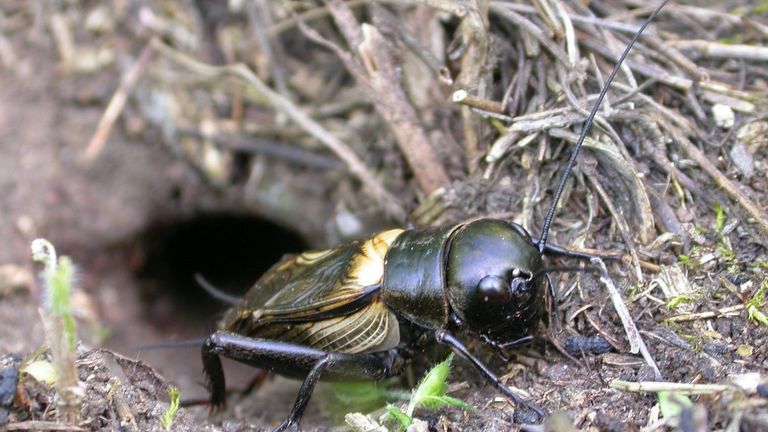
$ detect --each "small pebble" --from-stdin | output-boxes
[757,383,768,399]
[637,364,658,382]
[514,407,542,425]
[0,364,20,406]
[406,418,429,432]
[712,104,735,129]
[729,142,754,178]
[564,335,613,356]
[0,355,20,427]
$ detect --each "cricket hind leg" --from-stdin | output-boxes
[202,331,406,431]
[201,336,227,411]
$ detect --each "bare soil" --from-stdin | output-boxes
[1,1,767,432]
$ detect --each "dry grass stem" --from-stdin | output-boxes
[666,304,746,323]
[83,41,156,161]
[452,89,504,114]
[592,258,662,380]
[610,380,730,394]
[454,0,492,171]
[586,174,643,282]
[4,421,85,431]
[669,40,768,62]
[313,0,450,195]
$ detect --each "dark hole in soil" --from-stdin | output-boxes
[135,213,308,326]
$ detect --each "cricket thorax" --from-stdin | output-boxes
[381,225,460,329]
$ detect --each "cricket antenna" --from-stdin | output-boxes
[195,272,241,305]
[537,0,669,253]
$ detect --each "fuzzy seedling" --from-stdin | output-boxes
[31,239,81,424]
[160,387,181,431]
[386,354,472,431]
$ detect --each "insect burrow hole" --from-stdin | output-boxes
[132,212,309,327]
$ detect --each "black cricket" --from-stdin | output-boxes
[201,2,668,431]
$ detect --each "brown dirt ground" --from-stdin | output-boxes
[1,1,767,432]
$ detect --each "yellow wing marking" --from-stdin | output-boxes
[296,249,335,265]
[349,229,403,287]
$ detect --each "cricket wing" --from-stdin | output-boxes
[223,229,403,334]
[256,299,401,354]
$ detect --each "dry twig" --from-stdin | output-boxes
[669,40,768,62]
[5,421,84,431]
[666,304,746,323]
[83,40,156,161]
[611,380,730,394]
[592,258,662,380]
[303,0,450,196]
[452,0,492,172]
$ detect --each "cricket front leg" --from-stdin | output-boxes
[435,329,545,419]
[274,354,336,432]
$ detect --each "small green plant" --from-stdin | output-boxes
[31,239,81,424]
[681,333,704,353]
[755,1,768,14]
[666,294,696,310]
[160,387,181,430]
[713,203,727,233]
[325,381,408,424]
[676,246,702,272]
[710,204,741,273]
[658,391,693,426]
[386,354,472,431]
[750,258,768,272]
[746,281,768,327]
